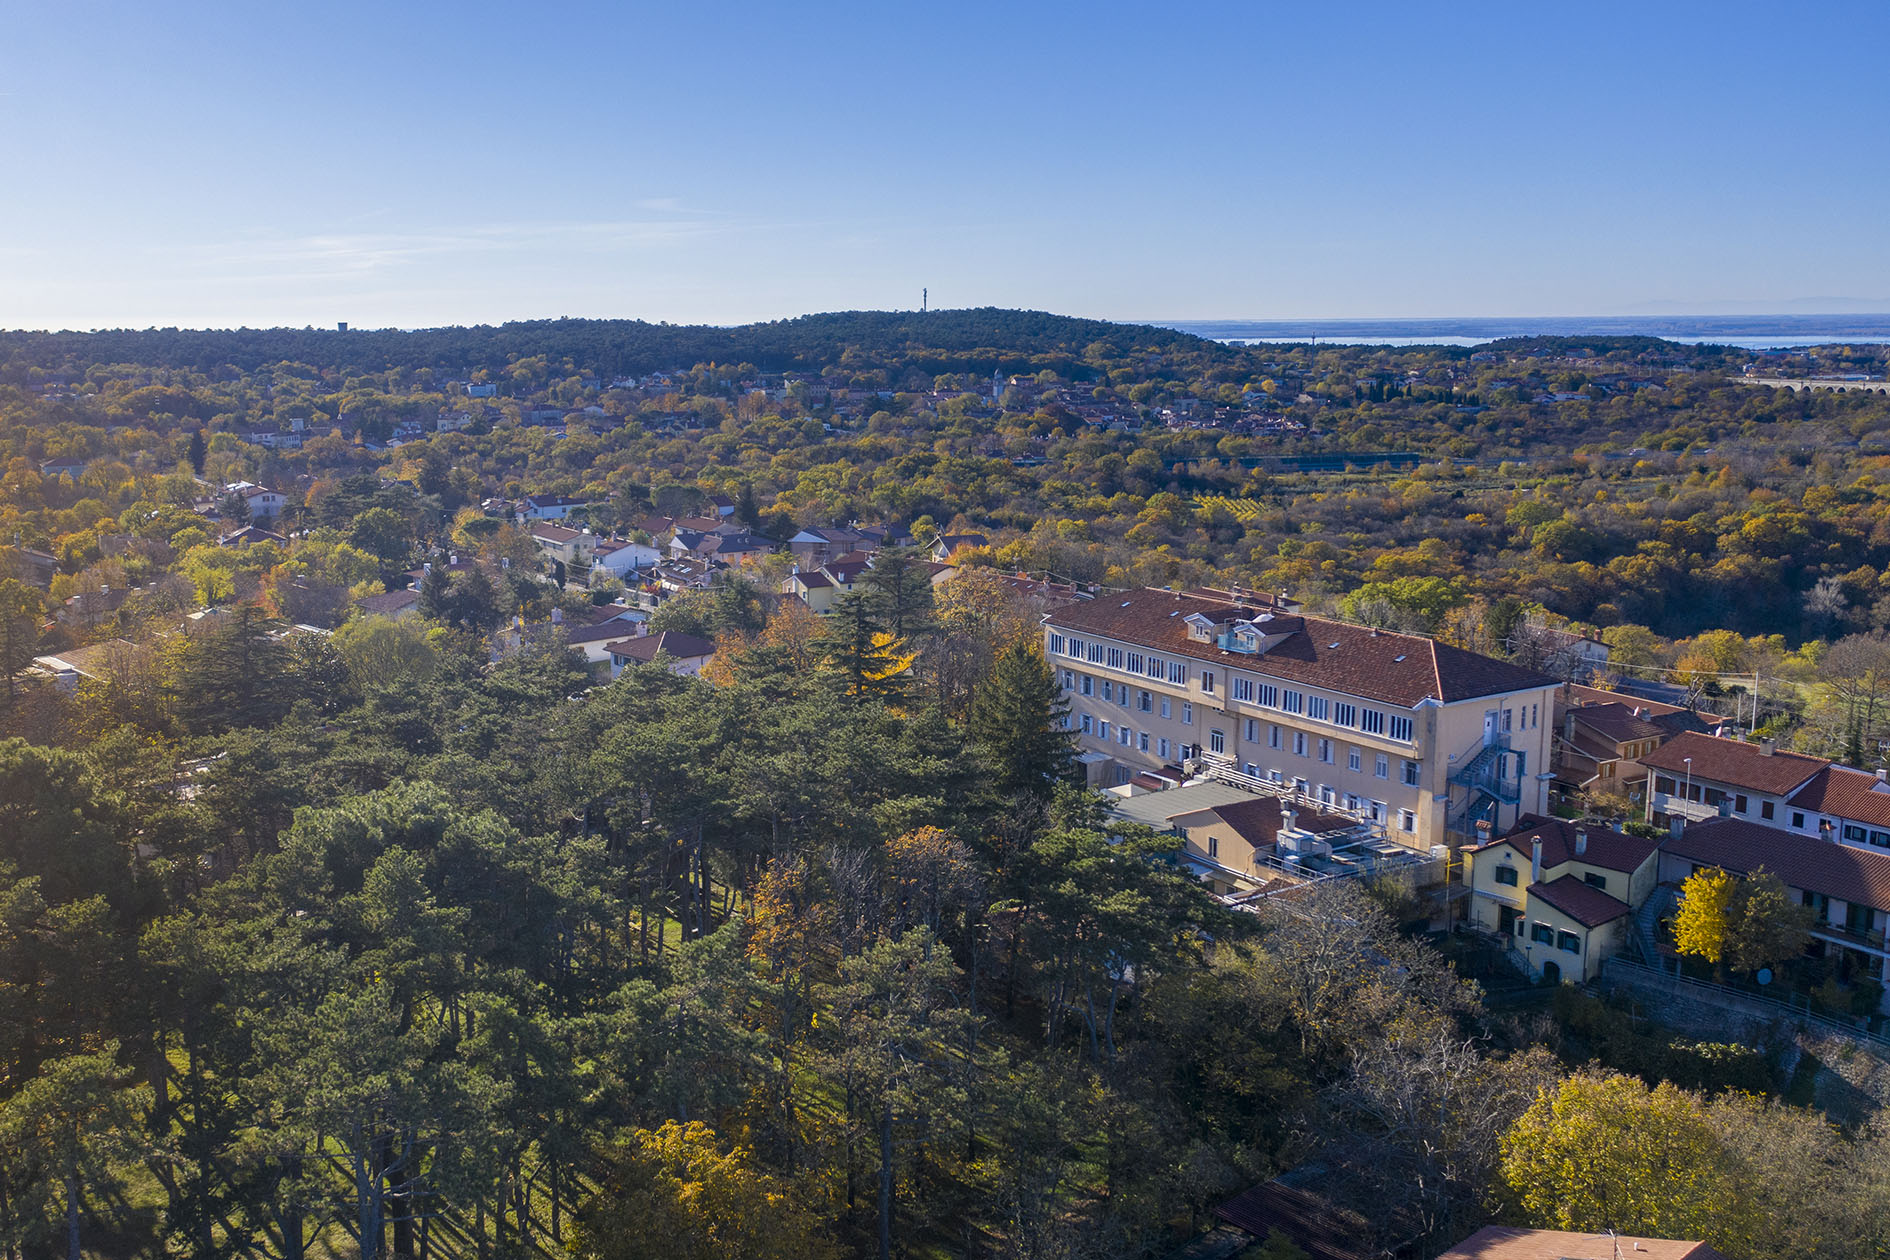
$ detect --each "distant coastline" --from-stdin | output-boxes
[1162,314,1890,350]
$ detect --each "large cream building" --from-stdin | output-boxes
[1044,587,1559,851]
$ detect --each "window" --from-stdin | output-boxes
[1208,835,1219,859]
[1558,931,1581,955]
[1168,661,1186,684]
[1232,677,1254,702]
[1119,725,1133,746]
[1360,709,1385,735]
[1495,865,1519,886]
[1735,794,1748,815]
[1087,643,1104,663]
[1531,923,1555,946]
[1182,702,1194,726]
[1146,655,1166,680]
[1293,777,1309,796]
[1160,697,1172,719]
[1761,800,1775,820]
[1106,647,1124,670]
[1269,724,1282,749]
[1201,670,1216,695]
[1257,683,1279,708]
[1318,738,1333,764]
[1375,753,1389,779]
[1101,680,1113,702]
[1370,800,1386,822]
[1245,718,1259,741]
[1048,633,1065,655]
[1531,703,1539,728]
[1293,731,1308,756]
[1402,760,1420,786]
[1080,714,1093,734]
[1398,809,1416,832]
[1081,675,1093,696]
[1139,732,1149,752]
[1844,823,1868,844]
[1791,811,1806,829]
[1502,708,1513,732]
[1139,690,1152,712]
[1098,721,1109,740]
[1067,637,1085,658]
[1158,738,1171,758]
[1210,728,1226,753]
[1584,873,1609,891]
[1334,702,1357,728]
[1119,687,1129,708]
[1389,714,1413,743]
[1871,830,1890,849]
[1062,670,1074,690]
[1348,747,1362,772]
[1127,651,1144,674]
[1282,690,1304,714]
[1307,696,1329,721]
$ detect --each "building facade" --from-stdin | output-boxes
[1044,588,1558,850]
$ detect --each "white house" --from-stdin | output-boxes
[589,536,662,580]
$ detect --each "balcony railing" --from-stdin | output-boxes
[1812,921,1890,953]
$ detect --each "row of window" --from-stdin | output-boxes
[1493,865,1610,894]
[1529,922,1582,954]
[1650,780,1890,850]
[1048,635,1416,742]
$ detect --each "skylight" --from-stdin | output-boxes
[1394,654,1406,662]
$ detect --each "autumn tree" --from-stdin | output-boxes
[575,1121,839,1260]
[1673,866,1812,978]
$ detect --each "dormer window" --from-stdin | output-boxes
[1183,612,1216,642]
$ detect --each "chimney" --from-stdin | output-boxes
[1575,830,1588,856]
[1760,739,1776,756]
[1530,837,1543,884]
[550,607,562,624]
[1877,769,1887,784]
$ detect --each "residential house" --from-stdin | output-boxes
[13,547,58,589]
[1551,700,1668,804]
[706,493,735,518]
[218,525,287,548]
[782,567,837,614]
[464,382,497,398]
[354,588,422,620]
[1638,731,1890,853]
[1465,815,1662,982]
[789,527,866,569]
[931,532,988,561]
[1660,816,1890,1009]
[1557,681,1732,739]
[60,585,130,628]
[588,536,662,581]
[230,483,287,521]
[40,456,87,479]
[1045,588,1559,849]
[1436,1227,1727,1260]
[31,640,136,691]
[529,523,595,569]
[604,630,715,679]
[517,494,590,521]
[1109,779,1363,895]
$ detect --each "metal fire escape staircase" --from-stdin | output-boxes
[1448,735,1522,838]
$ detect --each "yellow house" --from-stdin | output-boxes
[1465,815,1661,982]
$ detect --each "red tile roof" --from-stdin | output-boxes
[1664,817,1890,910]
[605,630,715,663]
[1045,589,1553,708]
[1528,873,1631,927]
[1568,701,1667,744]
[1436,1226,1724,1260]
[1171,797,1358,849]
[1477,814,1660,876]
[1639,731,1825,797]
[1787,765,1890,830]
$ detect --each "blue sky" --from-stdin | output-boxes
[2,1,1886,329]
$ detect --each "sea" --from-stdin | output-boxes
[1161,315,1890,351]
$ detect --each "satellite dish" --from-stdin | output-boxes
[1755,968,1773,986]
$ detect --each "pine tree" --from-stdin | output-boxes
[820,593,913,704]
[966,639,1071,799]
[861,547,936,643]
[186,428,207,475]
[735,483,761,531]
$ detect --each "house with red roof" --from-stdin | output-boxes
[1660,815,1890,1009]
[1642,730,1890,855]
[1466,815,1663,982]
